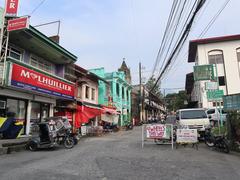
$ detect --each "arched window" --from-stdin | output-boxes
[236,48,240,62]
[208,50,224,64]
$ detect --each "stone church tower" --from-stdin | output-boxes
[118,58,132,84]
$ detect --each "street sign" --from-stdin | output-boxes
[5,0,19,17]
[176,129,198,143]
[7,16,29,31]
[223,94,240,110]
[207,90,224,101]
[194,65,214,81]
[205,82,218,90]
[146,124,171,139]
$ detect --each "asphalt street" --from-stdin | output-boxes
[0,126,240,180]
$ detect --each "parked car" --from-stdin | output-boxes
[176,108,211,137]
[206,108,227,126]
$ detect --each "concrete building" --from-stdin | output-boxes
[0,25,77,135]
[90,68,132,126]
[118,59,131,85]
[131,85,165,124]
[186,34,240,108]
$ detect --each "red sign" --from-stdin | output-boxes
[5,0,19,16]
[7,17,29,32]
[10,64,75,100]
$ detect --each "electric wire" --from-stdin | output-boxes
[161,0,231,82]
[157,0,188,77]
[158,0,196,77]
[151,0,179,78]
[29,0,46,16]
[150,0,207,93]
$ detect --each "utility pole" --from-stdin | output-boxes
[139,62,142,123]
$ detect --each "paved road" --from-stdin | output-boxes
[0,127,240,180]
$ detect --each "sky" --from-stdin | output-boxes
[1,0,240,93]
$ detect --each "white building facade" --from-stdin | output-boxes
[186,34,240,108]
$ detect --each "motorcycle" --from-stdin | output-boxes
[125,123,133,130]
[27,117,75,151]
[204,127,229,153]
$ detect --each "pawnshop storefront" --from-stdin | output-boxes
[0,62,75,135]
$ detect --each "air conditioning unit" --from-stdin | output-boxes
[0,100,6,109]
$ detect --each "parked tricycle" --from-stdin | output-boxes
[27,116,76,151]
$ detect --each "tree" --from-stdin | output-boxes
[145,76,163,99]
[165,90,187,111]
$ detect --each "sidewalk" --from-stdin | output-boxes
[0,137,29,155]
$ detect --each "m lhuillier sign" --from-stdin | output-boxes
[7,16,29,31]
[5,0,19,17]
[10,63,75,100]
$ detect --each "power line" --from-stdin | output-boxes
[158,0,193,77]
[161,0,231,82]
[30,0,46,16]
[151,0,198,83]
[150,0,206,93]
[199,0,231,38]
[150,0,179,78]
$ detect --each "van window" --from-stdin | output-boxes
[217,109,227,114]
[207,109,215,114]
[181,110,207,119]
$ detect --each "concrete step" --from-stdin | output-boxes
[0,137,30,155]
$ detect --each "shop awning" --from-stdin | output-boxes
[75,105,101,128]
[101,114,119,124]
[101,106,120,115]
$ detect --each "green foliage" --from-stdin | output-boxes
[145,77,163,99]
[165,90,187,111]
[212,126,227,136]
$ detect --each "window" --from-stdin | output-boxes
[7,46,23,61]
[30,102,50,123]
[208,50,224,64]
[237,48,240,62]
[218,76,225,86]
[127,91,129,101]
[6,99,27,135]
[207,109,215,115]
[122,87,125,99]
[30,55,53,74]
[213,102,216,107]
[180,110,207,119]
[30,102,41,123]
[7,99,26,121]
[77,86,82,98]
[85,86,90,99]
[116,83,120,96]
[91,88,96,101]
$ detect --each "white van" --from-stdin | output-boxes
[176,108,210,134]
[206,108,227,126]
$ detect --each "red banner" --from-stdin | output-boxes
[7,17,29,32]
[5,0,19,16]
[11,64,75,100]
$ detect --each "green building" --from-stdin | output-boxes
[90,67,132,126]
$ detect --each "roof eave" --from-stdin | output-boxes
[28,26,77,62]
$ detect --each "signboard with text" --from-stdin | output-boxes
[7,16,29,31]
[223,94,240,110]
[9,63,75,100]
[207,90,224,101]
[194,65,214,81]
[176,129,198,143]
[5,0,19,17]
[205,81,218,90]
[146,124,170,139]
